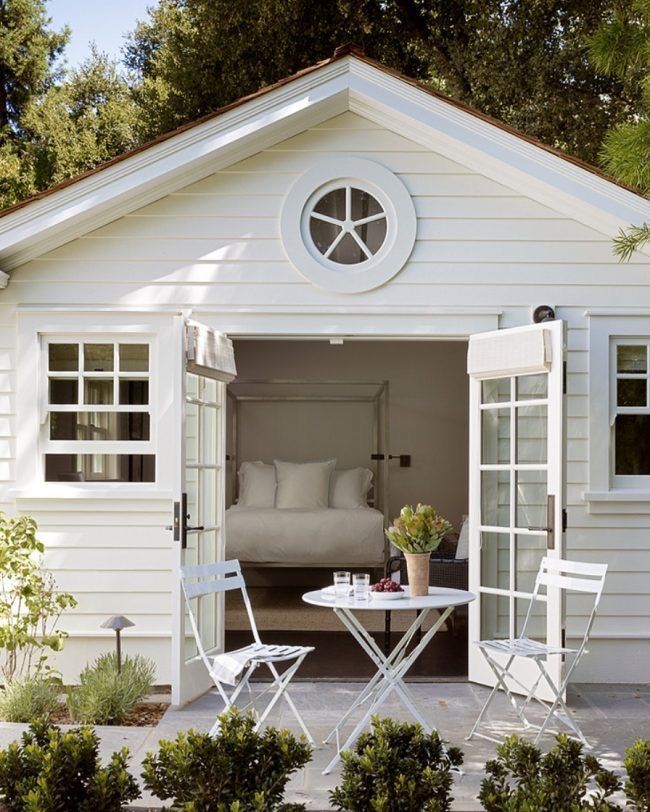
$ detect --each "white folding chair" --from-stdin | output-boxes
[467,556,607,748]
[180,560,314,743]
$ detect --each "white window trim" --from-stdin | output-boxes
[15,312,176,500]
[280,157,416,293]
[585,313,650,509]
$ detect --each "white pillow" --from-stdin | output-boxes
[274,459,335,509]
[456,515,469,559]
[237,461,276,508]
[329,467,373,509]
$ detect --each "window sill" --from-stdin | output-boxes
[10,486,173,502]
[583,490,650,514]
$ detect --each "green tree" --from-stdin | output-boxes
[0,49,141,208]
[0,0,68,134]
[20,48,141,189]
[589,0,650,260]
[126,0,637,165]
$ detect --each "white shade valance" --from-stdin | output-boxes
[185,322,237,382]
[467,327,552,380]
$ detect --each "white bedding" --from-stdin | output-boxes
[225,505,385,565]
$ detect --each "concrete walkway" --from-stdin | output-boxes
[0,682,647,810]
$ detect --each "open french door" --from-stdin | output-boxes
[170,318,236,706]
[468,320,565,701]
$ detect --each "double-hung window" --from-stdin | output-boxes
[612,339,650,486]
[44,339,155,482]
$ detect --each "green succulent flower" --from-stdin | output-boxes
[385,504,453,554]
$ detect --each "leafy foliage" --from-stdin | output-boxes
[386,504,453,554]
[0,0,68,133]
[125,0,636,164]
[0,675,60,722]
[589,0,650,258]
[479,733,623,811]
[624,739,650,811]
[68,652,155,725]
[141,707,312,811]
[0,719,140,811]
[330,716,463,811]
[0,513,76,683]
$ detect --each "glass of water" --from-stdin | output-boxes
[333,571,351,598]
[353,573,370,601]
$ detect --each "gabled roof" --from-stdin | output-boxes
[0,44,648,273]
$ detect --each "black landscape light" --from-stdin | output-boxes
[101,615,135,673]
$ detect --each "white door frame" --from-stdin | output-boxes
[468,320,565,700]
[171,316,230,706]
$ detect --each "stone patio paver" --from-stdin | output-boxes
[0,682,647,810]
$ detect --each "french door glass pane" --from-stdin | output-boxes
[516,404,547,464]
[481,408,509,465]
[481,593,509,640]
[516,373,547,399]
[480,532,509,591]
[481,470,510,527]
[514,533,546,593]
[515,470,547,528]
[482,378,510,403]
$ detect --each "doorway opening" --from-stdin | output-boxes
[223,338,469,679]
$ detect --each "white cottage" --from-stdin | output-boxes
[0,46,648,705]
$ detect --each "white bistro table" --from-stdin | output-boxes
[303,586,476,774]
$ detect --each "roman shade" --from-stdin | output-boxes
[185,321,237,382]
[467,327,552,380]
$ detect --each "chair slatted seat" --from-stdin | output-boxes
[467,556,607,748]
[180,560,314,741]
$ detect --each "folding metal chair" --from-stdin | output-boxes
[467,556,607,748]
[180,560,314,743]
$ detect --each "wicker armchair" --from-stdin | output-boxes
[383,535,468,653]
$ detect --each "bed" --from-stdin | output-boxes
[225,505,386,566]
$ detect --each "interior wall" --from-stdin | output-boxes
[228,340,468,529]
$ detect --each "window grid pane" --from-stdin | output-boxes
[613,340,650,477]
[45,340,153,483]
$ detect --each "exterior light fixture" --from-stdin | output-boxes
[101,615,135,673]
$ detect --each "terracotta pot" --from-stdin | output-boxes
[404,552,430,596]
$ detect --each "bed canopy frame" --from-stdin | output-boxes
[226,378,391,565]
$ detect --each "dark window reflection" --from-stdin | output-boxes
[615,415,650,475]
[45,454,155,482]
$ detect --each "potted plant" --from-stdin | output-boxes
[386,504,453,596]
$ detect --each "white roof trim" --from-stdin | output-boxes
[0,54,648,271]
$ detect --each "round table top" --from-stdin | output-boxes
[302,586,476,611]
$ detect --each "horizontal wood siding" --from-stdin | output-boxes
[3,111,650,682]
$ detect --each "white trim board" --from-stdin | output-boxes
[0,55,648,274]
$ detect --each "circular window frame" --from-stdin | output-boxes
[280,157,416,293]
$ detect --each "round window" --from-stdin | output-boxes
[280,158,416,293]
[308,187,387,265]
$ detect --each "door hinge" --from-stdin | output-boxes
[563,360,567,395]
[562,507,568,533]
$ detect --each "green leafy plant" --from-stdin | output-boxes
[141,707,312,811]
[385,504,453,554]
[68,652,155,725]
[0,513,77,682]
[330,716,463,811]
[0,719,140,811]
[625,739,650,811]
[479,733,622,811]
[0,675,60,722]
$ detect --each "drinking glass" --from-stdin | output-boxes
[333,570,351,598]
[353,572,370,601]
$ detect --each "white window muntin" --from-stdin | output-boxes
[610,336,650,489]
[280,157,416,293]
[42,335,155,458]
[302,179,388,269]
